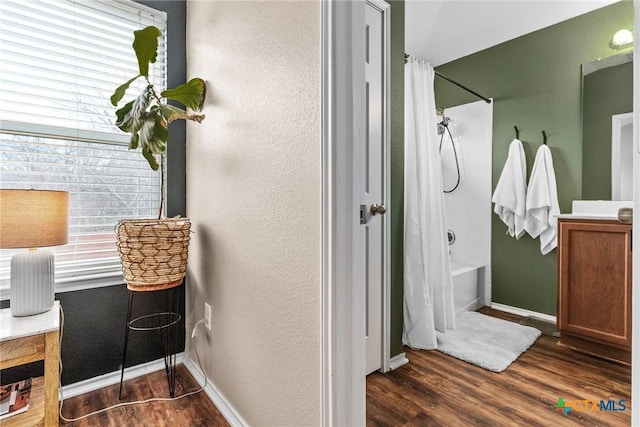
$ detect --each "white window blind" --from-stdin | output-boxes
[0,0,168,293]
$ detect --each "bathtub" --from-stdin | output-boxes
[450,263,485,315]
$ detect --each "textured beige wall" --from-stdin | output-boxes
[185,1,321,425]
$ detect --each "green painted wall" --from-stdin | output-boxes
[389,0,405,357]
[427,1,633,315]
[582,61,633,200]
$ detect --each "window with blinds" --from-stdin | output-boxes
[0,0,168,293]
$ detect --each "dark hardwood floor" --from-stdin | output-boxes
[60,308,631,426]
[367,307,631,426]
[60,364,229,427]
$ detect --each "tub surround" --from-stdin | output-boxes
[442,101,493,309]
[450,263,485,316]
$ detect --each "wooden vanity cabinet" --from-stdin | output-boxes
[557,218,632,364]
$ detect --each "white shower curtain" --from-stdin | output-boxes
[403,59,456,349]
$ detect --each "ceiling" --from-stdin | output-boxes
[405,0,620,66]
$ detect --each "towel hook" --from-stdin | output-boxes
[514,126,520,139]
[542,130,547,145]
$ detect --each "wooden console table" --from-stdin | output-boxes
[0,301,60,426]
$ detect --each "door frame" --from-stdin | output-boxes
[631,1,639,425]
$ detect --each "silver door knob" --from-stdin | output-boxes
[370,204,386,215]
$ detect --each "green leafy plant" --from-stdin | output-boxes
[110,26,206,219]
[111,26,205,171]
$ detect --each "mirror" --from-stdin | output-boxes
[581,51,633,201]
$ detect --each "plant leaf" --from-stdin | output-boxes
[129,133,139,150]
[115,101,133,131]
[139,108,168,155]
[115,86,151,133]
[110,75,140,106]
[160,104,206,123]
[133,26,162,77]
[142,146,159,171]
[161,78,206,111]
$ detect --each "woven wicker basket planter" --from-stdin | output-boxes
[115,217,191,288]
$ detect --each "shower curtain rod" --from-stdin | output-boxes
[404,53,492,104]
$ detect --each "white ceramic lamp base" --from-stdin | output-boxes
[10,248,55,317]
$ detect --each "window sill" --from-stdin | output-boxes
[0,274,125,301]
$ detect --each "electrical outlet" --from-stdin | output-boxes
[204,303,212,330]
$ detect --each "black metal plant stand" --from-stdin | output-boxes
[119,281,183,399]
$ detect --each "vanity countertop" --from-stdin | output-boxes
[556,213,622,221]
[559,200,633,221]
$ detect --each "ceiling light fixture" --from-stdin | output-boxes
[610,29,634,50]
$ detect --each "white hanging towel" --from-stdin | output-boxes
[492,139,527,239]
[525,144,560,254]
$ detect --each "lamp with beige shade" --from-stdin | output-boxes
[0,189,68,316]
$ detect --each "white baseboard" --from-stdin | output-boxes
[490,302,556,324]
[60,353,185,400]
[183,354,248,427]
[59,352,246,427]
[456,297,484,316]
[389,352,409,370]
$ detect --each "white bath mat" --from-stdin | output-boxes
[436,311,541,372]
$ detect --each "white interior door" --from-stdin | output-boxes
[362,0,389,375]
